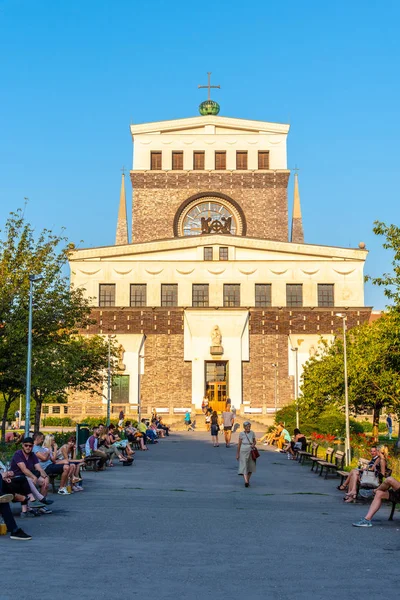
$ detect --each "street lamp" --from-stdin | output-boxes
[271,363,278,414]
[25,274,42,436]
[291,347,300,429]
[336,313,351,467]
[106,334,116,426]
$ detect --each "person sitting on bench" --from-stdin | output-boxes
[352,476,400,527]
[339,446,387,503]
[10,437,51,502]
[125,422,148,451]
[0,473,32,540]
[33,432,75,496]
[285,428,307,459]
[85,427,108,469]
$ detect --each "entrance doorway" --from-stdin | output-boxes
[205,361,228,412]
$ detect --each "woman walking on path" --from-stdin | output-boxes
[236,421,257,487]
[210,411,219,447]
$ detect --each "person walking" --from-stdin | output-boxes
[210,411,219,447]
[236,421,257,487]
[221,405,235,447]
[386,413,393,440]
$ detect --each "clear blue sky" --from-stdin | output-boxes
[1,0,399,309]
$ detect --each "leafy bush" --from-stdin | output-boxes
[41,417,76,427]
[357,420,387,433]
[275,404,366,437]
[75,417,119,428]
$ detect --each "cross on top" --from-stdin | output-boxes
[198,72,220,100]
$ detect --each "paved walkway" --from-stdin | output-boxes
[1,431,399,599]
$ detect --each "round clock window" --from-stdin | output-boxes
[178,197,243,237]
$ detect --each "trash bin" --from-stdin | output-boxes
[76,424,91,457]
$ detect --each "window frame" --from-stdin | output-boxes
[219,247,229,261]
[286,284,303,307]
[150,151,162,170]
[258,151,270,170]
[255,283,272,307]
[204,247,213,261]
[172,151,184,170]
[223,284,240,307]
[161,284,178,307]
[318,284,335,307]
[236,151,248,170]
[192,284,209,308]
[99,284,116,307]
[130,284,147,307]
[215,151,226,170]
[193,151,205,170]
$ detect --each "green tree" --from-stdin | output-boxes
[0,209,111,439]
[366,221,400,311]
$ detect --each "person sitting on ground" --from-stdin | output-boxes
[10,437,52,504]
[257,426,278,446]
[352,475,400,527]
[85,427,108,469]
[0,472,32,540]
[125,421,148,450]
[269,423,284,447]
[339,445,388,503]
[285,428,307,459]
[33,432,75,496]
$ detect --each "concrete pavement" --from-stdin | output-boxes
[1,431,399,600]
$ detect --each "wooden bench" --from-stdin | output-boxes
[318,450,345,479]
[79,444,102,471]
[311,447,334,472]
[297,442,319,465]
[48,473,60,493]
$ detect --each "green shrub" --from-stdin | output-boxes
[41,417,76,427]
[357,420,387,433]
[275,404,366,437]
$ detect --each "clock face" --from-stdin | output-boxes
[182,201,237,236]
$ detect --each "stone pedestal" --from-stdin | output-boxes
[210,345,223,356]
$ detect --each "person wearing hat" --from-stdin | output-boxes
[236,421,257,487]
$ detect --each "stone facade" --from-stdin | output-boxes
[130,171,289,244]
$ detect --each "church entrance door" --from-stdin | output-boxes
[205,361,228,413]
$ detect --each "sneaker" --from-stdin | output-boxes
[10,528,32,541]
[20,510,38,519]
[57,487,71,495]
[0,493,13,504]
[72,485,83,492]
[29,500,46,509]
[37,507,52,515]
[41,498,54,505]
[352,517,372,527]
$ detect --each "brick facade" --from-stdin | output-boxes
[130,171,290,244]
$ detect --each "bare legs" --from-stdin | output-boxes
[364,477,400,521]
[212,434,219,447]
[224,429,232,447]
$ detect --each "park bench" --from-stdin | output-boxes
[318,450,345,479]
[78,444,102,471]
[297,442,319,465]
[311,447,334,472]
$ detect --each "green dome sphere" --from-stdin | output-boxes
[199,100,220,115]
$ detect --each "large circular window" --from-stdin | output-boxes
[174,193,246,237]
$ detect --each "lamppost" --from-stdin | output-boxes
[291,347,300,429]
[25,274,42,436]
[271,363,278,414]
[137,334,146,423]
[336,313,351,467]
[106,334,116,426]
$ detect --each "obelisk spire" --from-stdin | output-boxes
[115,169,129,245]
[291,171,304,243]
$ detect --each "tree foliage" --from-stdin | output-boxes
[366,221,400,311]
[0,209,112,439]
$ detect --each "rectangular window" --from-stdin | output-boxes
[224,284,240,307]
[255,284,272,307]
[215,151,226,170]
[161,284,178,307]
[258,151,270,169]
[193,151,205,170]
[204,247,213,261]
[112,375,130,404]
[286,284,303,307]
[172,151,184,170]
[99,284,115,307]
[236,151,248,170]
[150,151,162,170]
[130,284,147,307]
[318,284,334,307]
[192,284,209,307]
[219,247,228,261]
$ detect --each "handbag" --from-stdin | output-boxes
[245,432,260,461]
[360,469,379,488]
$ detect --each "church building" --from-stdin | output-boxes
[66,79,371,422]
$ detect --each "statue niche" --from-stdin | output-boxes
[210,325,223,356]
